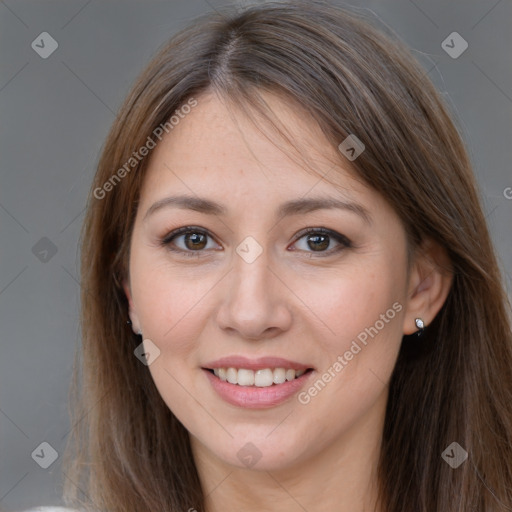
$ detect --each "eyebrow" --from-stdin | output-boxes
[143,194,372,224]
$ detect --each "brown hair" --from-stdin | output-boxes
[63,2,512,511]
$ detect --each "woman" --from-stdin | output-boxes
[62,2,512,511]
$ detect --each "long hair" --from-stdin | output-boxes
[63,2,512,511]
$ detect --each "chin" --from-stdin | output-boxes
[209,435,306,472]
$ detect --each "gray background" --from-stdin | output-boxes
[1,0,511,510]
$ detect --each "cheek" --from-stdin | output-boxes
[127,237,218,421]
[295,275,403,438]
[310,265,403,345]
[130,250,214,356]
[130,260,212,412]
[304,250,406,396]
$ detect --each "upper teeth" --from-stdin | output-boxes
[213,367,307,387]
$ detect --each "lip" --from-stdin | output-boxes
[203,368,315,409]
[202,356,313,372]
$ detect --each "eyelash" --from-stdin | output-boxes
[159,225,352,258]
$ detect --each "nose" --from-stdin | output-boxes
[215,248,293,340]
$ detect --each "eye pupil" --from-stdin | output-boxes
[307,234,329,251]
[185,232,207,250]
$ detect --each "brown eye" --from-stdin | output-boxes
[306,233,330,251]
[161,226,220,257]
[183,232,207,250]
[291,228,352,256]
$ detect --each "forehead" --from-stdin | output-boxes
[141,91,368,202]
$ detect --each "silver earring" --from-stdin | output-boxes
[138,330,142,337]
[415,318,425,337]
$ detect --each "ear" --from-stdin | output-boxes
[402,238,453,335]
[123,279,142,336]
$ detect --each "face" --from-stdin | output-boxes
[125,91,411,472]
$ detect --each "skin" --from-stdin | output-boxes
[124,91,452,512]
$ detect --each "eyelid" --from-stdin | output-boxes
[289,227,352,255]
[291,227,352,247]
[160,225,221,256]
[161,225,216,246]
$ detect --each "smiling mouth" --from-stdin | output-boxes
[203,367,314,387]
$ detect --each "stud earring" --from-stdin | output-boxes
[415,318,425,337]
[127,319,142,337]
